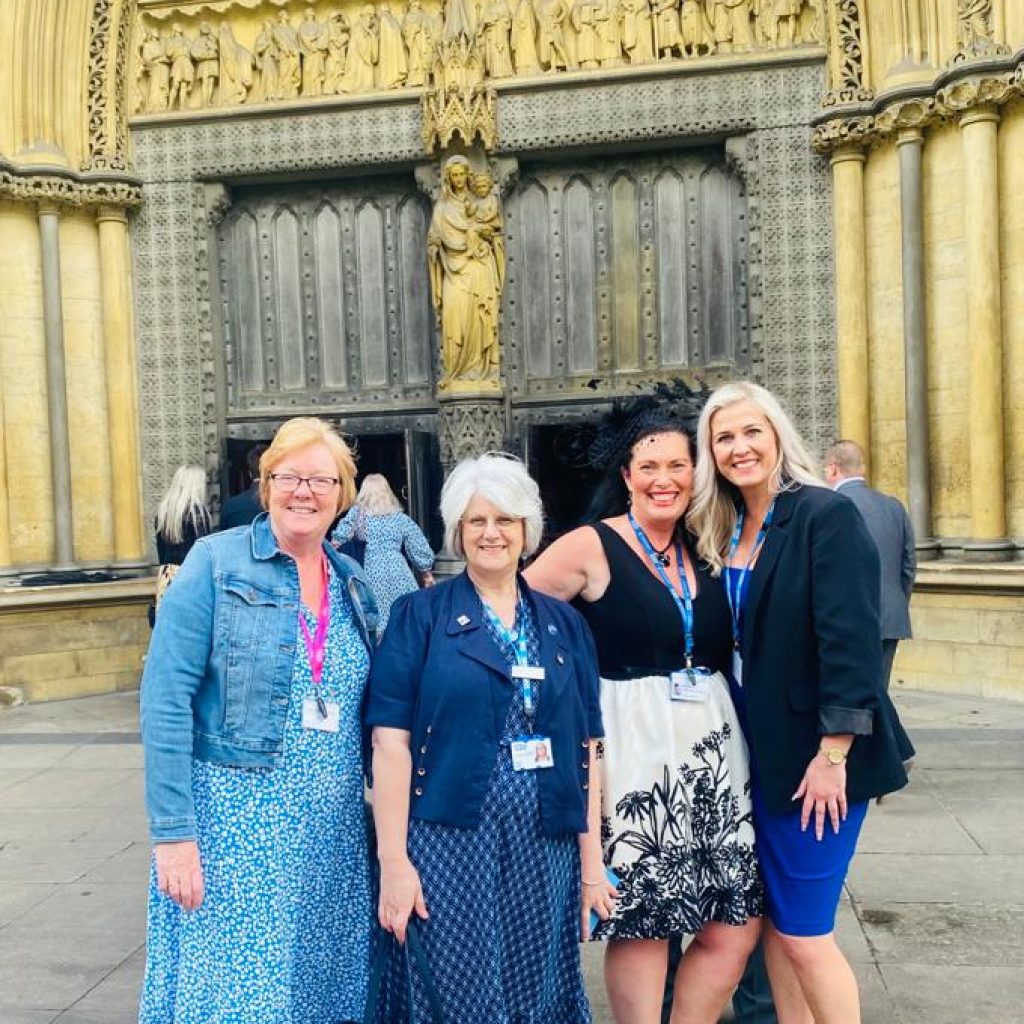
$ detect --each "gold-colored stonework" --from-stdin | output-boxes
[428,156,505,390]
[131,0,824,115]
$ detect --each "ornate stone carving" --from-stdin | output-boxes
[422,69,498,153]
[437,398,506,470]
[937,71,1017,113]
[0,165,143,209]
[84,0,134,173]
[952,0,1010,64]
[822,0,873,107]
[428,156,504,391]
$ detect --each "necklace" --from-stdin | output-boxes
[652,536,674,567]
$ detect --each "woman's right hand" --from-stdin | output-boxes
[378,855,429,944]
[155,840,205,912]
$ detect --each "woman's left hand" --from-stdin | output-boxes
[793,755,848,841]
[579,874,618,941]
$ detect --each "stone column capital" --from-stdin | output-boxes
[96,204,129,225]
[36,200,62,218]
[830,145,867,169]
[957,103,1000,129]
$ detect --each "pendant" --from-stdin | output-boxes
[656,551,671,567]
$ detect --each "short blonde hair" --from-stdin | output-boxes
[259,417,357,515]
[440,453,544,559]
[688,381,823,574]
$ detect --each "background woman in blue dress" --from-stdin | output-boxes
[332,473,435,631]
[689,382,913,1024]
[366,454,608,1024]
[139,417,379,1024]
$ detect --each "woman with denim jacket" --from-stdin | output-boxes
[366,454,607,1023]
[139,417,380,1024]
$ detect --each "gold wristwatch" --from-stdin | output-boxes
[821,746,847,765]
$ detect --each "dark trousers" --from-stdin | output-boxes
[661,937,777,1024]
[881,638,899,690]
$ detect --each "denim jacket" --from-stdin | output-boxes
[141,513,378,843]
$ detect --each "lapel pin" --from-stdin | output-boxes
[556,652,565,664]
[547,624,558,635]
[457,614,471,626]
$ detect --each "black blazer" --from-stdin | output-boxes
[738,485,913,813]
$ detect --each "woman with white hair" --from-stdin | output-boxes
[365,453,606,1023]
[331,473,435,631]
[153,465,212,616]
[689,381,913,1024]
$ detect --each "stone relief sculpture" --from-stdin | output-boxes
[192,22,219,106]
[274,11,302,99]
[341,6,379,92]
[299,9,330,96]
[218,24,253,104]
[956,0,998,58]
[133,0,821,115]
[428,156,502,388]
[166,24,195,109]
[621,0,656,65]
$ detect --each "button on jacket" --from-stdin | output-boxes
[141,513,379,843]
[365,572,604,837]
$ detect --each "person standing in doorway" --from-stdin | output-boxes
[219,445,267,530]
[823,440,916,691]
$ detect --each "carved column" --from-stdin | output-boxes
[959,104,1012,559]
[831,146,871,455]
[97,204,145,563]
[437,398,507,475]
[37,201,76,568]
[896,128,937,559]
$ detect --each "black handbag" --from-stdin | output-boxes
[339,536,367,566]
[363,921,446,1024]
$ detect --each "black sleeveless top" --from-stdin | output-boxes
[572,522,732,680]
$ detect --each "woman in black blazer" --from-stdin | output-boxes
[689,381,912,1024]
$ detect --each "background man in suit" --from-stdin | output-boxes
[824,440,916,689]
[219,445,267,530]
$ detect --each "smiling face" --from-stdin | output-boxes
[709,400,780,499]
[460,494,525,580]
[266,442,341,552]
[622,430,694,529]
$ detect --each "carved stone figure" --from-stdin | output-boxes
[537,0,572,70]
[771,0,801,48]
[428,156,502,387]
[680,0,714,54]
[298,9,329,96]
[218,23,253,105]
[957,0,995,56]
[444,0,478,43]
[191,22,219,107]
[378,6,409,88]
[749,0,770,45]
[621,0,656,64]
[595,0,624,65]
[571,0,601,68]
[653,0,682,58]
[341,6,379,93]
[468,169,506,296]
[273,12,302,99]
[480,0,516,78]
[140,28,170,111]
[404,0,438,86]
[708,0,752,51]
[324,12,351,93]
[254,19,279,101]
[510,0,542,73]
[166,24,195,110]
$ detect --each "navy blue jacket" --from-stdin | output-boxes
[738,486,914,813]
[365,571,604,837]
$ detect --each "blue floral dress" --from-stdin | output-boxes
[332,510,435,632]
[377,600,592,1024]
[140,566,372,1024]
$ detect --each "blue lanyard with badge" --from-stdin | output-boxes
[481,596,554,771]
[723,500,775,686]
[628,512,712,704]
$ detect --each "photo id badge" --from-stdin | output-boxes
[669,669,711,703]
[510,665,546,682]
[301,697,340,732]
[511,736,555,771]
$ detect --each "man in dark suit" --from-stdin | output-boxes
[219,445,266,530]
[824,440,916,689]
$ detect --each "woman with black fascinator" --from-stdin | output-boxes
[525,384,763,1024]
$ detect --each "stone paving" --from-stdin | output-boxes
[1,687,1023,1024]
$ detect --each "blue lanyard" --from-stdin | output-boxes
[481,596,536,719]
[627,512,697,668]
[724,500,775,651]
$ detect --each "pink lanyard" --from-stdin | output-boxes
[299,553,331,713]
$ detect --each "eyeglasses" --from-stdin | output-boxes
[268,473,340,496]
[462,515,519,532]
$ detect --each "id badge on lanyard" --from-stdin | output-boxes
[299,553,340,732]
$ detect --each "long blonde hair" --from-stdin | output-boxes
[688,381,824,574]
[156,465,209,545]
[355,473,403,516]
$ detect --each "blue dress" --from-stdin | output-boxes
[140,566,372,1024]
[725,567,867,938]
[332,510,435,632]
[379,600,592,1024]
